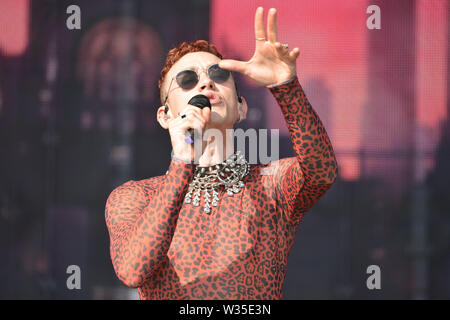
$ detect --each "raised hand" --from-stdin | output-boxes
[219,7,300,87]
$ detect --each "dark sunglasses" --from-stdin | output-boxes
[163,64,231,107]
[175,64,231,90]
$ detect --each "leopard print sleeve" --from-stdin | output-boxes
[269,76,338,225]
[105,157,195,287]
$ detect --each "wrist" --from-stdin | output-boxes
[171,153,193,164]
[265,75,297,88]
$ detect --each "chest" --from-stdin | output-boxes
[166,180,279,285]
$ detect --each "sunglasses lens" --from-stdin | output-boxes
[175,65,230,90]
[208,64,230,83]
[176,70,198,90]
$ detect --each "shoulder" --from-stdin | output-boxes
[133,175,165,196]
[105,175,166,227]
[105,175,165,212]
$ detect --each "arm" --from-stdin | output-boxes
[269,76,338,224]
[218,7,338,223]
[105,157,194,287]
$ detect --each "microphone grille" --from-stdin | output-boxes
[188,94,211,109]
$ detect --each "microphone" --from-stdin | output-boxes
[185,94,211,144]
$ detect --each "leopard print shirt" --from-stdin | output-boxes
[105,77,338,299]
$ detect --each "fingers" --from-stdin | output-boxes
[254,7,266,46]
[202,107,211,123]
[181,108,207,128]
[267,8,296,61]
[187,113,207,139]
[178,105,207,118]
[168,106,211,160]
[289,47,300,60]
[267,8,277,43]
[274,41,283,53]
[255,7,277,43]
[218,59,247,74]
[169,113,205,144]
[274,42,288,57]
[273,41,300,61]
[169,107,203,128]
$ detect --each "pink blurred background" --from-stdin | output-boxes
[211,0,448,195]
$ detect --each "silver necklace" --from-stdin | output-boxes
[184,151,250,213]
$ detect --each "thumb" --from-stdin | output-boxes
[219,59,247,74]
[202,107,211,123]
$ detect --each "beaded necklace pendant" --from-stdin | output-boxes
[184,151,250,213]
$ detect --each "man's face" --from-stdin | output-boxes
[162,51,240,129]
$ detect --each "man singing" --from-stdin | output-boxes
[105,7,338,299]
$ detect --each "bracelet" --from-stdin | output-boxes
[265,75,297,88]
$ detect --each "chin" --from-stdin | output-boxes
[208,112,233,129]
[210,111,224,122]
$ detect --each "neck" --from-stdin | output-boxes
[197,127,234,167]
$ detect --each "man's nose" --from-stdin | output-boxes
[198,71,215,91]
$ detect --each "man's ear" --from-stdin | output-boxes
[238,96,248,122]
[157,105,172,129]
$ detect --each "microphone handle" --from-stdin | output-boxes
[184,129,195,144]
[185,107,209,144]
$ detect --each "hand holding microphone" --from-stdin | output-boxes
[184,95,211,144]
[167,94,211,162]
